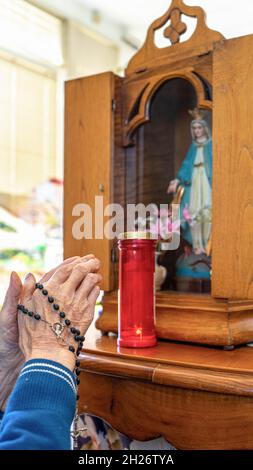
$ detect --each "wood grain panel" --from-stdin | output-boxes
[64,73,115,291]
[212,35,253,299]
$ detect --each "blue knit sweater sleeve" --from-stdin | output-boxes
[0,359,76,450]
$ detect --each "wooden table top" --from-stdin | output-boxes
[84,324,253,372]
[81,325,253,397]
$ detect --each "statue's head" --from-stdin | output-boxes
[189,108,211,142]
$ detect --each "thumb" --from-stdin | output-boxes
[21,273,36,303]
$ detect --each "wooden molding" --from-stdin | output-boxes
[122,68,212,146]
[80,351,253,397]
[96,291,253,347]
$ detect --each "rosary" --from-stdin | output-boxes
[17,282,87,450]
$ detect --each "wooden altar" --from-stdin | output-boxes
[64,0,253,448]
[79,326,253,449]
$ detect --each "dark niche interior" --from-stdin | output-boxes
[125,77,212,294]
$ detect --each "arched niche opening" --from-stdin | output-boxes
[125,77,212,293]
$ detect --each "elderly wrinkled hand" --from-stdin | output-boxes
[0,255,102,411]
[18,255,102,371]
[0,257,79,410]
[0,272,24,411]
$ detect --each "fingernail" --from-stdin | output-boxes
[9,271,18,284]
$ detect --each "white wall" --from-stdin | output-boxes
[66,21,119,79]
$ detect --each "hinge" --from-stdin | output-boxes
[112,99,116,112]
[198,51,211,58]
[111,246,118,263]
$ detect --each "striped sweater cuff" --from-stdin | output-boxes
[5,359,77,424]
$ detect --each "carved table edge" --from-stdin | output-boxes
[80,351,253,397]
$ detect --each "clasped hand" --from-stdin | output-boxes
[0,255,102,410]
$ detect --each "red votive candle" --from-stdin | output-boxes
[117,232,157,348]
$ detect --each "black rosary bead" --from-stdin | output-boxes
[17,304,22,310]
[22,308,28,314]
[60,312,65,319]
[34,314,41,320]
[75,329,80,336]
[28,311,34,317]
[53,304,59,311]
[74,335,79,342]
[48,296,54,303]
[79,336,85,342]
[76,378,80,385]
[76,351,80,356]
[76,368,81,376]
[42,289,48,296]
[65,319,71,326]
[69,346,75,353]
[76,395,79,401]
[75,360,80,367]
[35,283,43,289]
[70,327,77,334]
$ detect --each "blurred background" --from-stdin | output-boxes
[1,0,253,303]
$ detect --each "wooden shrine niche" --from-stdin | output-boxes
[64,0,253,347]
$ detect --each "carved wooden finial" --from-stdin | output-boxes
[164,8,187,44]
[126,0,224,76]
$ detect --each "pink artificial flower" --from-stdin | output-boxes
[169,219,181,232]
[183,205,192,223]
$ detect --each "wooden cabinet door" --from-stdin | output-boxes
[64,72,116,291]
[212,35,253,300]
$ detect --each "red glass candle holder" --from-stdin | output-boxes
[117,232,157,348]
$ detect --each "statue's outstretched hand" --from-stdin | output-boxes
[167,179,179,194]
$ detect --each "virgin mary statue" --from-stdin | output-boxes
[167,108,212,255]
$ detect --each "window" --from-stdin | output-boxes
[0,0,64,67]
[0,55,57,195]
[0,0,64,303]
